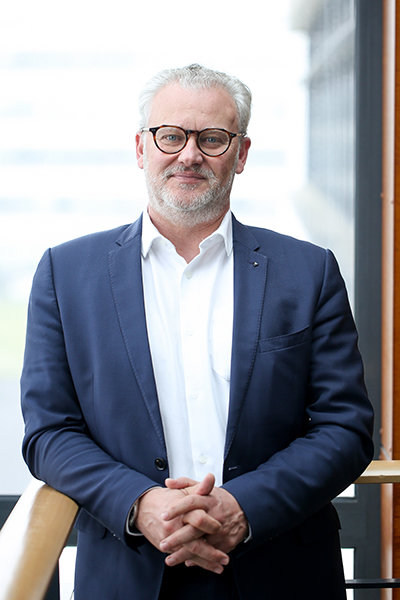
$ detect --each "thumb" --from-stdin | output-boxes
[164,476,198,489]
[188,473,215,496]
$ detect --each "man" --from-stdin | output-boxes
[21,64,374,599]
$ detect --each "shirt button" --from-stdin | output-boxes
[155,457,167,471]
[199,454,207,464]
[191,390,199,399]
[186,327,194,336]
[185,271,193,279]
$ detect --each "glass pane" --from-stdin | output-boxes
[338,484,355,498]
[59,546,76,600]
[291,0,358,503]
[290,0,356,305]
[342,548,355,600]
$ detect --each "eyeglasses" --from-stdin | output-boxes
[141,125,246,157]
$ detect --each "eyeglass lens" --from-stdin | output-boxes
[154,127,231,156]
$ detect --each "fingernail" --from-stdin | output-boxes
[161,512,168,520]
[166,556,175,566]
[221,557,229,566]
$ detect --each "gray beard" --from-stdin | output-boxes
[143,154,237,228]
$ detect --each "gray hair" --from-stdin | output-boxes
[138,64,252,133]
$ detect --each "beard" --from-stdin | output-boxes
[143,150,237,227]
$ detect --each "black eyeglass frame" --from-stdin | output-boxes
[140,125,247,157]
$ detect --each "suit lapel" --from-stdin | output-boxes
[225,217,268,458]
[108,216,165,448]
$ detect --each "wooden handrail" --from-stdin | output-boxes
[0,461,400,600]
[355,459,400,483]
[0,478,78,600]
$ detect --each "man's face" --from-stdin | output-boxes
[136,84,250,226]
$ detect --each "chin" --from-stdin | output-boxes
[150,195,228,228]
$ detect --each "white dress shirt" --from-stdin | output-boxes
[141,210,233,487]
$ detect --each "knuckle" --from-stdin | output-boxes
[163,521,176,535]
[185,496,198,510]
[189,538,205,554]
[190,511,206,529]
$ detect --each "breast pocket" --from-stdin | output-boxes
[258,326,310,353]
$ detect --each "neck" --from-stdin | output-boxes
[147,205,229,263]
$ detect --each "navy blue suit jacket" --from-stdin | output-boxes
[21,214,374,599]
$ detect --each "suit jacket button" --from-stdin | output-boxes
[155,457,167,471]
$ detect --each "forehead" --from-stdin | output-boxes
[148,84,239,131]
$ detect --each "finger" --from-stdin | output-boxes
[160,523,202,551]
[165,476,198,490]
[195,473,215,496]
[161,493,217,521]
[160,513,221,551]
[166,552,225,574]
[183,509,221,534]
[164,472,215,496]
[184,556,227,574]
[165,538,229,573]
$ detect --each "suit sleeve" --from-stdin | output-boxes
[223,249,374,547]
[21,249,157,545]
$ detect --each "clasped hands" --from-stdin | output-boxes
[135,472,248,574]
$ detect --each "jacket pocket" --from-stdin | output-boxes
[258,327,310,353]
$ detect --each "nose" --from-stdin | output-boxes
[177,133,204,167]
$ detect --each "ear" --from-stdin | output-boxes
[136,131,144,170]
[236,137,251,174]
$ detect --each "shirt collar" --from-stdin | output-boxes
[141,210,169,258]
[141,209,233,258]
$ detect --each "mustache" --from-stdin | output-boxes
[161,164,216,182]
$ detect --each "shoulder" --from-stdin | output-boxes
[50,216,142,257]
[33,216,143,287]
[232,216,342,294]
[232,215,329,263]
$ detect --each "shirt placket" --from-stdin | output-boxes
[180,257,218,481]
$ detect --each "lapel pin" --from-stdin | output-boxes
[252,261,259,267]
